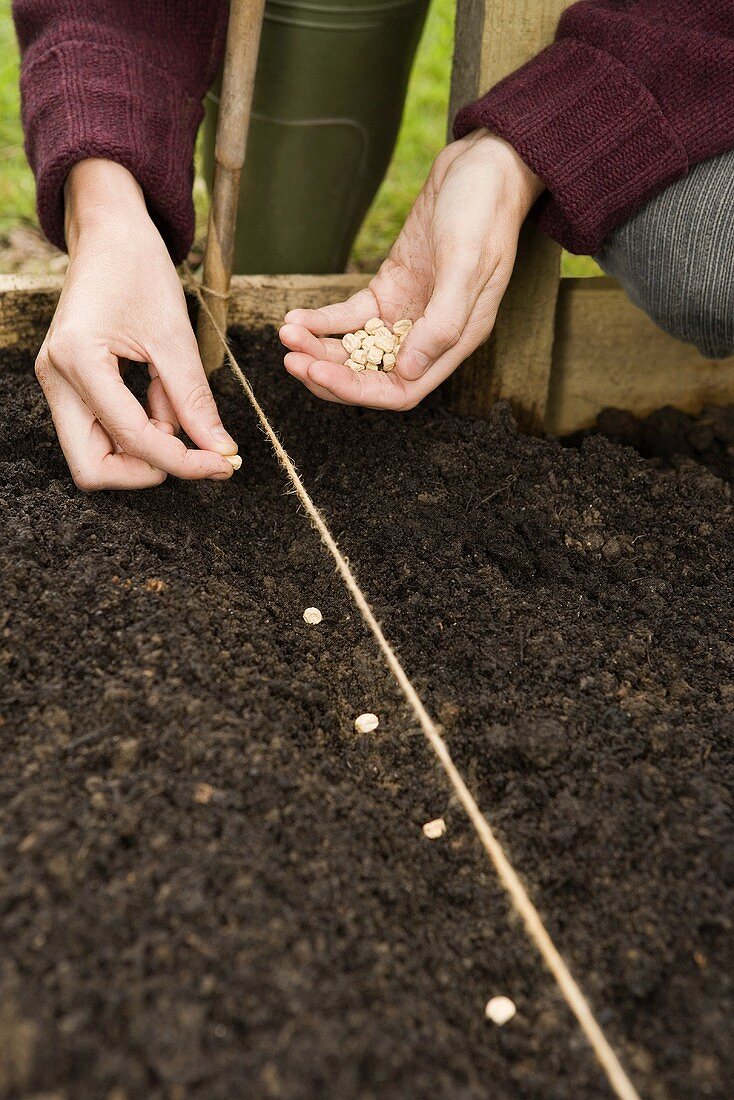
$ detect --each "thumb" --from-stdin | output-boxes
[397,260,480,381]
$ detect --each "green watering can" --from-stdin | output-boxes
[203,0,429,274]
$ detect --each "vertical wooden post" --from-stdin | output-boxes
[446,0,569,432]
[197,0,266,375]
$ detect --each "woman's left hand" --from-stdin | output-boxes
[280,131,544,411]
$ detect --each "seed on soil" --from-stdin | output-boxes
[342,332,360,354]
[364,317,383,335]
[226,454,242,471]
[484,996,516,1026]
[303,606,323,625]
[422,817,447,840]
[354,712,379,734]
[193,782,215,805]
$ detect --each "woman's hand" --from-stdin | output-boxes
[35,159,239,491]
[280,131,544,410]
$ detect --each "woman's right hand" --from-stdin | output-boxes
[35,158,239,491]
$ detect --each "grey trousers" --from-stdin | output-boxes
[595,149,734,360]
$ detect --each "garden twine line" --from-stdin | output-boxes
[189,275,641,1100]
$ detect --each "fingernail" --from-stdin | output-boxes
[225,454,242,471]
[403,348,430,375]
[210,468,234,481]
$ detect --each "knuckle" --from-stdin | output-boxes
[113,425,142,454]
[45,330,75,370]
[184,382,217,418]
[431,318,462,350]
[34,353,52,387]
[71,467,99,493]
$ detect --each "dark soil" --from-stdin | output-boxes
[570,405,734,485]
[1,330,732,1100]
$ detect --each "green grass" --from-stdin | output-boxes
[0,0,598,274]
[0,0,36,235]
[351,0,454,270]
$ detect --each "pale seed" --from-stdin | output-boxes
[354,713,379,734]
[366,346,383,365]
[485,996,516,1026]
[382,352,396,372]
[355,329,368,341]
[393,318,413,337]
[374,333,396,353]
[226,454,242,471]
[193,782,214,805]
[364,317,384,335]
[422,817,446,840]
[362,335,376,350]
[342,332,360,354]
[351,348,368,365]
[346,358,364,372]
[303,607,323,625]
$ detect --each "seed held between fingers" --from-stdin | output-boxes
[226,454,242,470]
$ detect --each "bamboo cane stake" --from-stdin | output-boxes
[197,0,266,375]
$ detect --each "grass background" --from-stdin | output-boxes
[0,0,597,275]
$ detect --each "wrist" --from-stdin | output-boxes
[460,130,545,217]
[64,159,153,253]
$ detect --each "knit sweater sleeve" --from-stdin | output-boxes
[12,1,229,263]
[453,1,734,254]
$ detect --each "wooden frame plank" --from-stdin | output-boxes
[3,273,732,437]
[446,0,570,432]
[0,273,369,356]
[546,279,734,434]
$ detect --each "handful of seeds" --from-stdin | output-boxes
[342,316,412,373]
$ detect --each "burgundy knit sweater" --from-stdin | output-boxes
[13,0,734,261]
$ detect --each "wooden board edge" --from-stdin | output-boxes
[0,272,371,355]
[546,277,734,433]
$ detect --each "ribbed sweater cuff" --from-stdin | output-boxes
[453,38,689,255]
[20,39,203,263]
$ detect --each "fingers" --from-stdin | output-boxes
[283,353,348,405]
[147,364,179,433]
[149,329,238,456]
[280,324,347,365]
[397,257,481,382]
[286,351,419,411]
[284,288,379,336]
[50,349,237,482]
[37,362,168,491]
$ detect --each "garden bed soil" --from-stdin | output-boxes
[1,329,732,1100]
